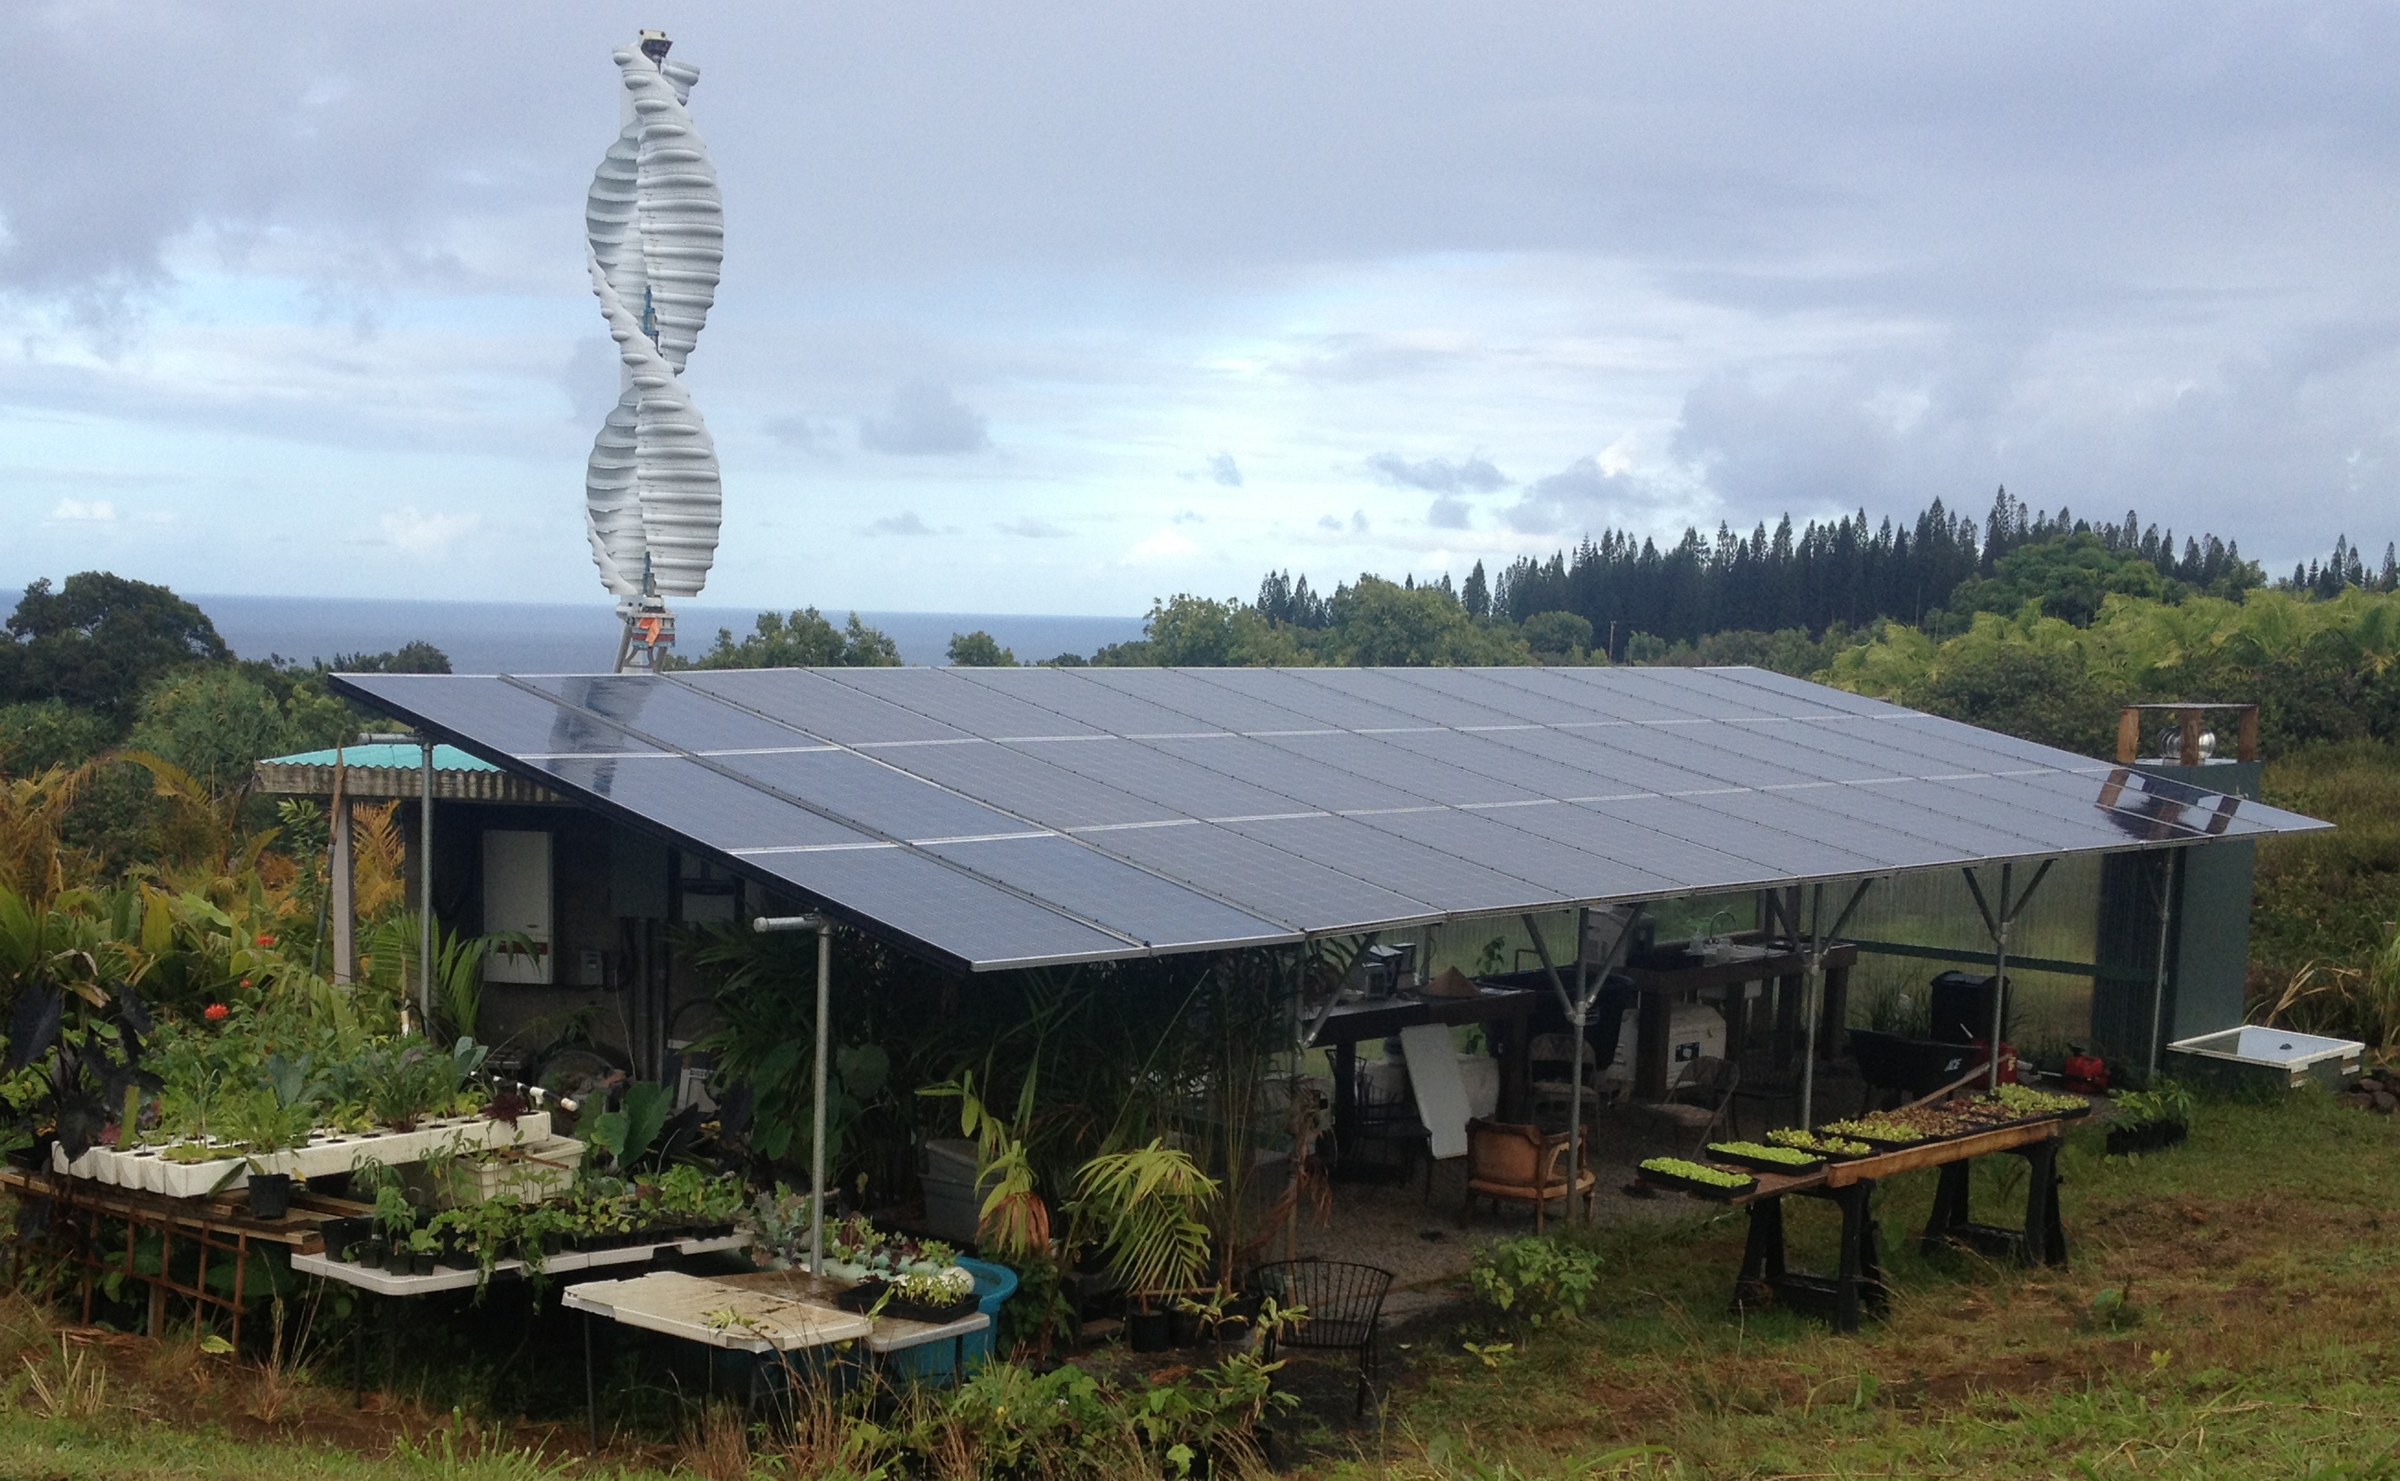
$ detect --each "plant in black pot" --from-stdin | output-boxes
[405,1225,440,1276]
[226,1086,315,1221]
[1070,1139,1220,1355]
[2107,1079,2195,1157]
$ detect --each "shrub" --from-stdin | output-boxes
[1470,1234,1603,1329]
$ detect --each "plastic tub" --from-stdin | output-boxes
[881,1256,1017,1384]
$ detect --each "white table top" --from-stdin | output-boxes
[564,1268,992,1356]
[562,1270,874,1353]
[292,1232,750,1297]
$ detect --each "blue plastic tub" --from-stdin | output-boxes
[882,1255,1018,1384]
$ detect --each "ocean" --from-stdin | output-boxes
[1,590,1146,673]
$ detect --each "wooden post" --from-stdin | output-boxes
[2179,710,2201,767]
[2116,707,2141,764]
[330,799,354,986]
[2238,705,2259,763]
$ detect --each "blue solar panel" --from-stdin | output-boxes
[329,664,2330,971]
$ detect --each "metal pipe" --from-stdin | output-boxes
[1524,907,1642,1223]
[1799,883,1826,1127]
[2146,850,2180,1083]
[753,914,833,1274]
[1988,863,2012,1091]
[812,928,830,1276]
[419,739,434,1031]
[1566,909,1588,1219]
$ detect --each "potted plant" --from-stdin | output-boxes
[226,1090,316,1221]
[2107,1079,2194,1156]
[1069,1140,1220,1354]
[406,1225,440,1276]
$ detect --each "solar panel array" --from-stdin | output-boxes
[330,665,2328,972]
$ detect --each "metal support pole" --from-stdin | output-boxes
[811,927,830,1276]
[1525,906,1643,1223]
[1797,878,1877,1129]
[1565,909,1588,1216]
[2146,850,2180,1083]
[418,739,434,1029]
[1989,863,2012,1092]
[1962,860,2053,1091]
[1799,884,1826,1127]
[755,913,833,1275]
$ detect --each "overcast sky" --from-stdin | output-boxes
[3,2,2394,615]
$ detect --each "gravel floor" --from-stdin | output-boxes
[1271,1068,1869,1320]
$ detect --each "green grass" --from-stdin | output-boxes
[0,1414,663,1480]
[1314,1091,2400,1480]
[9,1093,2400,1479]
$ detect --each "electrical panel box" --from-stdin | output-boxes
[482,829,554,984]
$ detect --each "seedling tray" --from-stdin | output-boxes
[1638,1166,1757,1201]
[1706,1144,1826,1177]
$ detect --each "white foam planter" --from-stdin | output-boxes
[53,1111,552,1201]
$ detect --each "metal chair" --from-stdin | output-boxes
[1527,1032,1606,1132]
[1250,1257,1396,1416]
[1664,1055,1742,1151]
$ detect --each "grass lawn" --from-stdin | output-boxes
[5,1091,2400,1479]
[1322,1090,2400,1480]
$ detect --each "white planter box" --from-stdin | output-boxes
[54,1111,552,1200]
[452,1135,585,1205]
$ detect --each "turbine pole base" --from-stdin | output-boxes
[614,597,677,673]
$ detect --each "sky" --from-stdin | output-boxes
[3,2,2396,616]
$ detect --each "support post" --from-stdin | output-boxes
[2145,850,2181,1082]
[1962,859,2055,1091]
[330,788,354,986]
[1988,863,2011,1091]
[1524,906,1643,1223]
[755,913,834,1275]
[811,927,831,1276]
[418,740,434,1029]
[1797,878,1877,1129]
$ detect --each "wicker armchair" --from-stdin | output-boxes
[1461,1117,1595,1234]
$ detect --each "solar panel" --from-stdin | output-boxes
[330,664,2331,972]
[916,834,1295,951]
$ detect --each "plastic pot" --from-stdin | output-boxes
[247,1173,293,1220]
[1169,1308,1206,1347]
[1127,1309,1173,1353]
[385,1246,413,1276]
[410,1250,437,1277]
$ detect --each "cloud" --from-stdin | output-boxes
[46,498,116,523]
[1502,457,1661,534]
[998,516,1069,538]
[1125,528,1202,563]
[765,413,841,454]
[376,507,481,554]
[561,338,621,426]
[1318,514,1344,531]
[1172,509,1206,524]
[867,511,936,537]
[1366,453,1508,495]
[858,383,990,455]
[1208,452,1242,487]
[1427,496,1471,529]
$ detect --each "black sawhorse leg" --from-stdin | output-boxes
[1921,1138,2067,1267]
[1732,1181,1886,1333]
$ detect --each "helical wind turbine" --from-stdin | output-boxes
[586,30,723,671]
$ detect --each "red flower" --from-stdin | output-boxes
[254,934,275,947]
[204,1003,229,1022]
[238,978,251,988]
